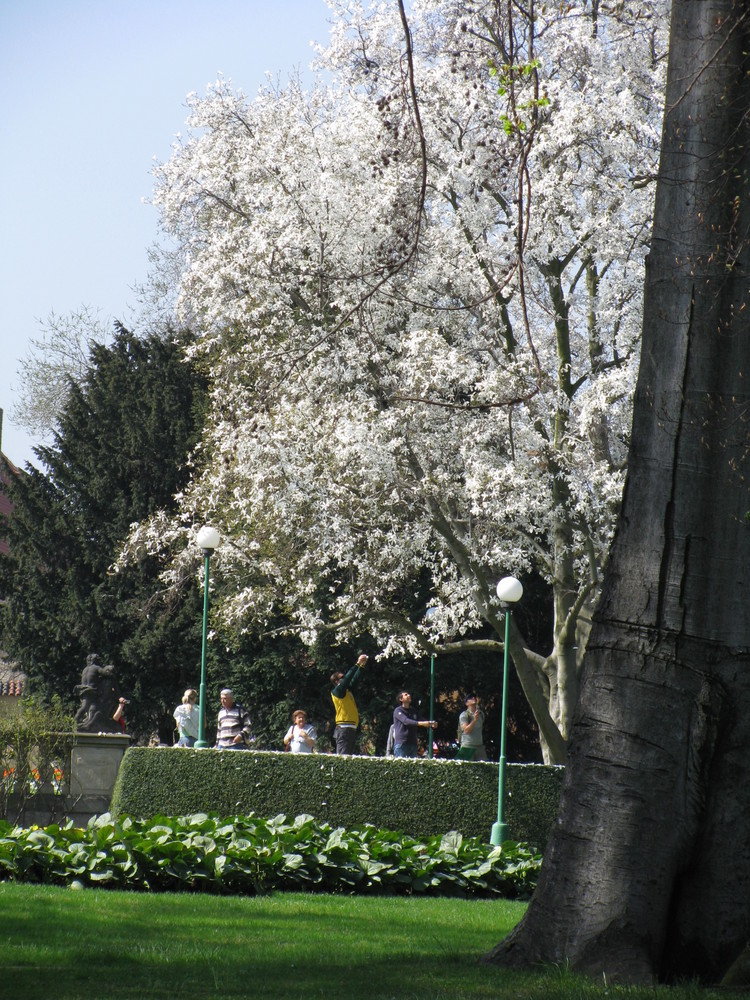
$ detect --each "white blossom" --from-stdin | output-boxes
[130,0,668,761]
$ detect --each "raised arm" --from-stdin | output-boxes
[331,654,368,696]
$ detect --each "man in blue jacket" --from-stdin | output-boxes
[392,691,436,757]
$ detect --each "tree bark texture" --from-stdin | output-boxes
[486,0,750,983]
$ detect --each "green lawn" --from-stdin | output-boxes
[0,884,725,1000]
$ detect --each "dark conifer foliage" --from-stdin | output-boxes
[0,324,208,740]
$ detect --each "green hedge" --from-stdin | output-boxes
[110,749,562,849]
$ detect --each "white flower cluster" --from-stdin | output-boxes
[131,0,668,756]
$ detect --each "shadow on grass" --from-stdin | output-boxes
[0,884,727,1000]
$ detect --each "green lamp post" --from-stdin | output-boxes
[490,575,523,846]
[195,525,220,749]
[428,651,436,758]
[425,606,438,759]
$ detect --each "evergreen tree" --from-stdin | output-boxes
[0,324,208,740]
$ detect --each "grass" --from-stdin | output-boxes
[0,884,728,1000]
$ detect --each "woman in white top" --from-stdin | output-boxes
[173,688,200,746]
[283,709,316,753]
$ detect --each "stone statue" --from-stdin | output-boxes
[74,654,122,733]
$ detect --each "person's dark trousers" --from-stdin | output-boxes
[334,725,357,754]
[394,742,418,757]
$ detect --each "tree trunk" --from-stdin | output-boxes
[485,0,750,983]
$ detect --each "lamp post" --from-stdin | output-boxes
[425,606,438,759]
[195,526,220,749]
[428,652,436,758]
[491,575,523,846]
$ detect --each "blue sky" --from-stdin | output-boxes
[0,0,335,467]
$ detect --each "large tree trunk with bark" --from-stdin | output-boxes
[486,0,750,984]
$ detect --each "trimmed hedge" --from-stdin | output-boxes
[110,749,562,849]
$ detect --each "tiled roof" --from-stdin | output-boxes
[0,655,26,696]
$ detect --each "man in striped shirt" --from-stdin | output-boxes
[215,688,253,749]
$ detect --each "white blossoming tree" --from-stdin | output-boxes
[132,0,668,762]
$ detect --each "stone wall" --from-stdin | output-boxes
[5,732,130,828]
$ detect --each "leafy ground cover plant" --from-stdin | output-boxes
[0,811,541,897]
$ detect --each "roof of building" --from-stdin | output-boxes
[0,651,26,696]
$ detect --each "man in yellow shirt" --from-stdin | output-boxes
[330,653,368,754]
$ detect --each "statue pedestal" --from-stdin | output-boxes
[70,731,131,795]
[69,732,131,820]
